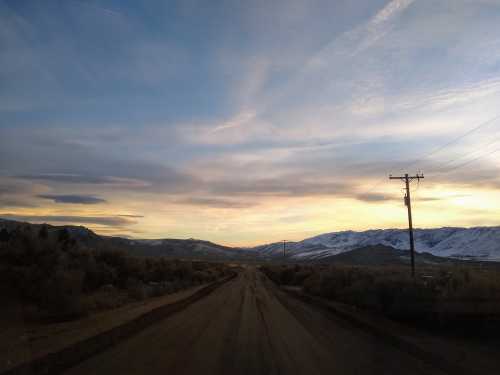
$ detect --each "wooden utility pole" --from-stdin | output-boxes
[389,173,424,278]
[282,240,287,258]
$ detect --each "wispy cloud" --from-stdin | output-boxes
[210,110,257,133]
[0,214,137,227]
[355,192,397,203]
[69,0,124,18]
[181,110,274,145]
[306,0,415,68]
[18,173,151,188]
[175,197,257,209]
[0,198,37,208]
[37,194,107,204]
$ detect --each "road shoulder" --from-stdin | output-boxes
[279,285,498,375]
[1,274,237,375]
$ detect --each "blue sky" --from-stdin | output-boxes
[2,0,500,245]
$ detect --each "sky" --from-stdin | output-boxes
[1,0,500,246]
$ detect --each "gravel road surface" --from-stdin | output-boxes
[66,267,445,375]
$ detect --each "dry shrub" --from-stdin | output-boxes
[262,263,500,327]
[0,225,231,322]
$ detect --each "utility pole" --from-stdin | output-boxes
[389,173,424,278]
[282,240,287,258]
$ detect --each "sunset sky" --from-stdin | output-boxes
[1,0,500,246]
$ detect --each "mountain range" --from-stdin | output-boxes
[1,218,499,262]
[253,227,500,261]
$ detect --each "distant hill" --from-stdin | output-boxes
[315,245,459,266]
[252,227,500,262]
[0,219,252,261]
[107,237,250,260]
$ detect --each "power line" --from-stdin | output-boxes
[430,145,500,176]
[358,114,500,195]
[407,114,500,168]
[426,137,500,175]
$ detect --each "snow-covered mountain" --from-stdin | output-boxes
[253,227,500,261]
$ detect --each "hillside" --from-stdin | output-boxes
[253,227,500,261]
[316,245,459,266]
[0,218,253,261]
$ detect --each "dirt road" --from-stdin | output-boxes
[66,267,445,375]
